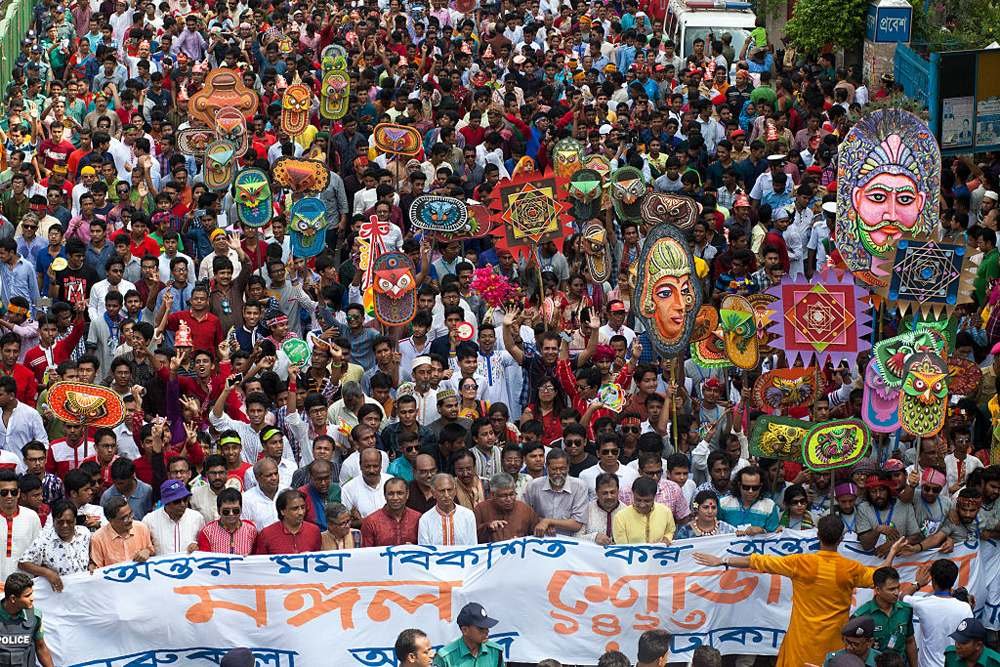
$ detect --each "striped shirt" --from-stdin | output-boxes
[196,520,258,555]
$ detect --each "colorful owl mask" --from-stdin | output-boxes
[863,362,900,434]
[233,168,272,228]
[204,140,237,191]
[567,169,604,222]
[749,415,809,462]
[581,220,611,284]
[898,352,949,438]
[610,167,647,221]
[409,196,469,234]
[552,137,583,181]
[752,368,820,414]
[289,197,328,258]
[719,295,758,370]
[320,56,349,121]
[214,106,248,158]
[281,84,312,136]
[640,192,699,230]
[873,330,947,388]
[373,123,421,157]
[373,252,416,326]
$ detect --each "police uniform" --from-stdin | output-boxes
[943,618,1000,667]
[0,604,42,666]
[432,602,505,667]
[851,598,914,659]
[823,616,881,667]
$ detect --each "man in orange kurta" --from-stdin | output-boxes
[693,514,909,667]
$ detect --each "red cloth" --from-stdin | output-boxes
[253,521,322,555]
[24,318,86,383]
[359,507,421,547]
[0,364,38,404]
[555,358,634,440]
[129,234,162,258]
[197,519,258,555]
[45,436,93,479]
[525,404,563,446]
[164,311,223,356]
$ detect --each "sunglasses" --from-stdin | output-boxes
[620,426,641,434]
[600,449,619,456]
[741,484,762,491]
[789,498,808,505]
[923,486,943,494]
[564,439,585,447]
[0,489,19,497]
[403,445,420,452]
[220,508,241,516]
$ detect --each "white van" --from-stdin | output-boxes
[662,0,757,64]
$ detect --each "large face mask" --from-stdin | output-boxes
[372,123,421,157]
[803,419,872,472]
[566,169,604,222]
[409,195,469,234]
[320,55,349,120]
[863,362,900,434]
[176,127,215,157]
[288,197,329,258]
[873,329,947,388]
[753,367,820,414]
[281,83,312,136]
[898,352,949,438]
[272,157,331,194]
[372,252,417,326]
[233,168,272,228]
[214,106,248,158]
[581,220,611,284]
[189,69,259,128]
[719,294,758,370]
[204,139,237,191]
[640,192,699,230]
[749,416,809,461]
[609,166,647,221]
[552,137,583,181]
[634,225,700,357]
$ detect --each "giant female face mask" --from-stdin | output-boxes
[634,224,700,357]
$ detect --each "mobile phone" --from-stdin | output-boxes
[228,373,243,387]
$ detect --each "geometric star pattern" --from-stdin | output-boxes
[487,170,574,262]
[767,269,872,367]
[885,239,972,316]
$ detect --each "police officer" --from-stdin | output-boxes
[823,617,881,667]
[0,572,54,667]
[433,602,504,667]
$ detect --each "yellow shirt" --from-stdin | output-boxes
[612,503,675,544]
[748,551,876,667]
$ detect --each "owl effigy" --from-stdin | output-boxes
[320,56,349,121]
[749,416,809,461]
[609,167,647,222]
[288,197,328,258]
[372,253,417,326]
[281,84,313,136]
[203,140,237,191]
[566,169,604,222]
[552,137,583,181]
[898,352,949,438]
[233,168,272,228]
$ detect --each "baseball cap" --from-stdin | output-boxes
[950,618,987,643]
[609,301,627,312]
[80,166,97,176]
[456,602,499,629]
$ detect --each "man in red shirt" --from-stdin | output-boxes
[159,285,223,355]
[120,217,160,259]
[34,124,76,178]
[0,333,38,404]
[360,477,420,547]
[24,301,86,384]
[253,489,322,554]
[46,422,93,478]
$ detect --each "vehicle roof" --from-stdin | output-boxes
[672,11,756,28]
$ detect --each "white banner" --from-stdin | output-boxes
[34,532,990,666]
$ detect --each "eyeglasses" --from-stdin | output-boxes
[0,489,19,497]
[600,449,619,456]
[220,508,241,516]
[564,439,585,448]
[923,486,943,494]
[741,484,762,491]
[789,498,808,505]
[645,469,663,478]
[620,426,641,434]
[403,445,420,452]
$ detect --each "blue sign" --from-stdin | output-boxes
[866,3,912,43]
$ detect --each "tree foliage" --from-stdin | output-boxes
[784,0,869,53]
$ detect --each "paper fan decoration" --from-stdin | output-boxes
[746,293,779,356]
[48,382,126,428]
[719,295,758,370]
[749,415,810,462]
[282,338,311,366]
[882,236,977,317]
[803,419,872,471]
[767,269,872,367]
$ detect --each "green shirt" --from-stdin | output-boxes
[852,599,914,657]
[432,637,504,667]
[975,247,1000,305]
[823,648,880,667]
[943,645,1000,667]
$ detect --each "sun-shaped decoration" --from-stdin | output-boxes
[488,170,573,261]
[767,269,872,367]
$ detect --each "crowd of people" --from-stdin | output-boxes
[0,0,1000,663]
